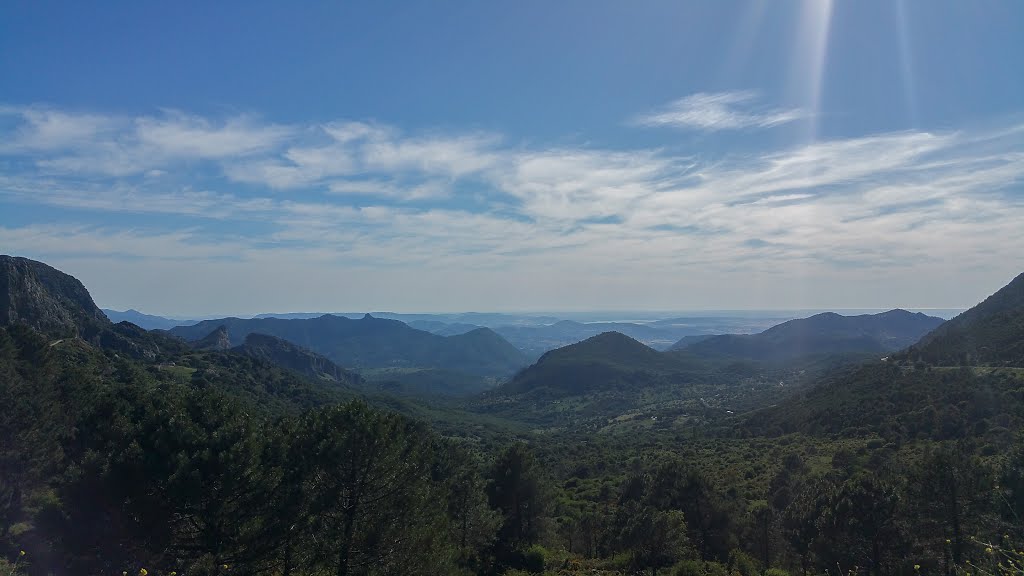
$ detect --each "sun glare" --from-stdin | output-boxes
[895,0,919,127]
[794,0,833,142]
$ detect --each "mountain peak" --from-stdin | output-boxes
[537,331,661,366]
[0,255,110,337]
[194,325,232,351]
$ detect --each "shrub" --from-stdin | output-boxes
[523,544,546,574]
[672,559,731,576]
[727,549,760,576]
[672,559,705,576]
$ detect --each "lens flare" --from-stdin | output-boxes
[895,0,919,128]
[793,0,833,143]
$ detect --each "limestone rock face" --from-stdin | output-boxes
[0,255,109,337]
[194,325,233,351]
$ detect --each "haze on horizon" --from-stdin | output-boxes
[1,1,1022,317]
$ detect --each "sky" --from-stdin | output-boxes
[1,0,1022,316]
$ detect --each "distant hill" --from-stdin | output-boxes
[475,331,784,427]
[668,334,716,350]
[898,272,1024,367]
[233,332,362,386]
[493,320,689,357]
[168,314,529,377]
[406,319,482,336]
[102,308,199,330]
[498,331,674,397]
[676,309,944,362]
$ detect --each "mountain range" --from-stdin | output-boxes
[167,314,529,378]
[672,309,945,362]
[8,252,1022,433]
[102,306,795,354]
[102,308,200,330]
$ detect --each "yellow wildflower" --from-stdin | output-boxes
[19,551,25,556]
[946,539,951,544]
[914,565,920,571]
[986,547,994,554]
[222,564,229,570]
[140,569,149,576]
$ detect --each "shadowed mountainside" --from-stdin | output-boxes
[168,314,529,377]
[674,309,944,362]
[897,272,1024,367]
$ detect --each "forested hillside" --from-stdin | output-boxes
[898,272,1024,367]
[2,257,1023,576]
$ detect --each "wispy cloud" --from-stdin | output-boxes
[633,91,805,131]
[222,122,500,194]
[0,106,294,176]
[1,103,1022,312]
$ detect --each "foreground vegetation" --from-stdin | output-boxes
[2,320,1023,576]
[2,257,1022,575]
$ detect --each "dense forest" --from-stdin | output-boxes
[1,258,1023,576]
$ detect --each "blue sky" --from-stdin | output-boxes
[1,1,1022,315]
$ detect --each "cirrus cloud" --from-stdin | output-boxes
[0,101,1022,313]
[633,91,806,131]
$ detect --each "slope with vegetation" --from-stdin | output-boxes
[749,272,1024,440]
[897,272,1024,367]
[2,255,1023,576]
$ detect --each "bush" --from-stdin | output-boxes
[672,559,731,576]
[765,569,791,576]
[727,549,760,576]
[672,559,705,576]
[523,544,546,574]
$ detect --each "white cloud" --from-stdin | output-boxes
[133,111,293,158]
[221,123,500,195]
[0,107,119,151]
[0,106,294,176]
[634,91,805,131]
[1,103,1023,312]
